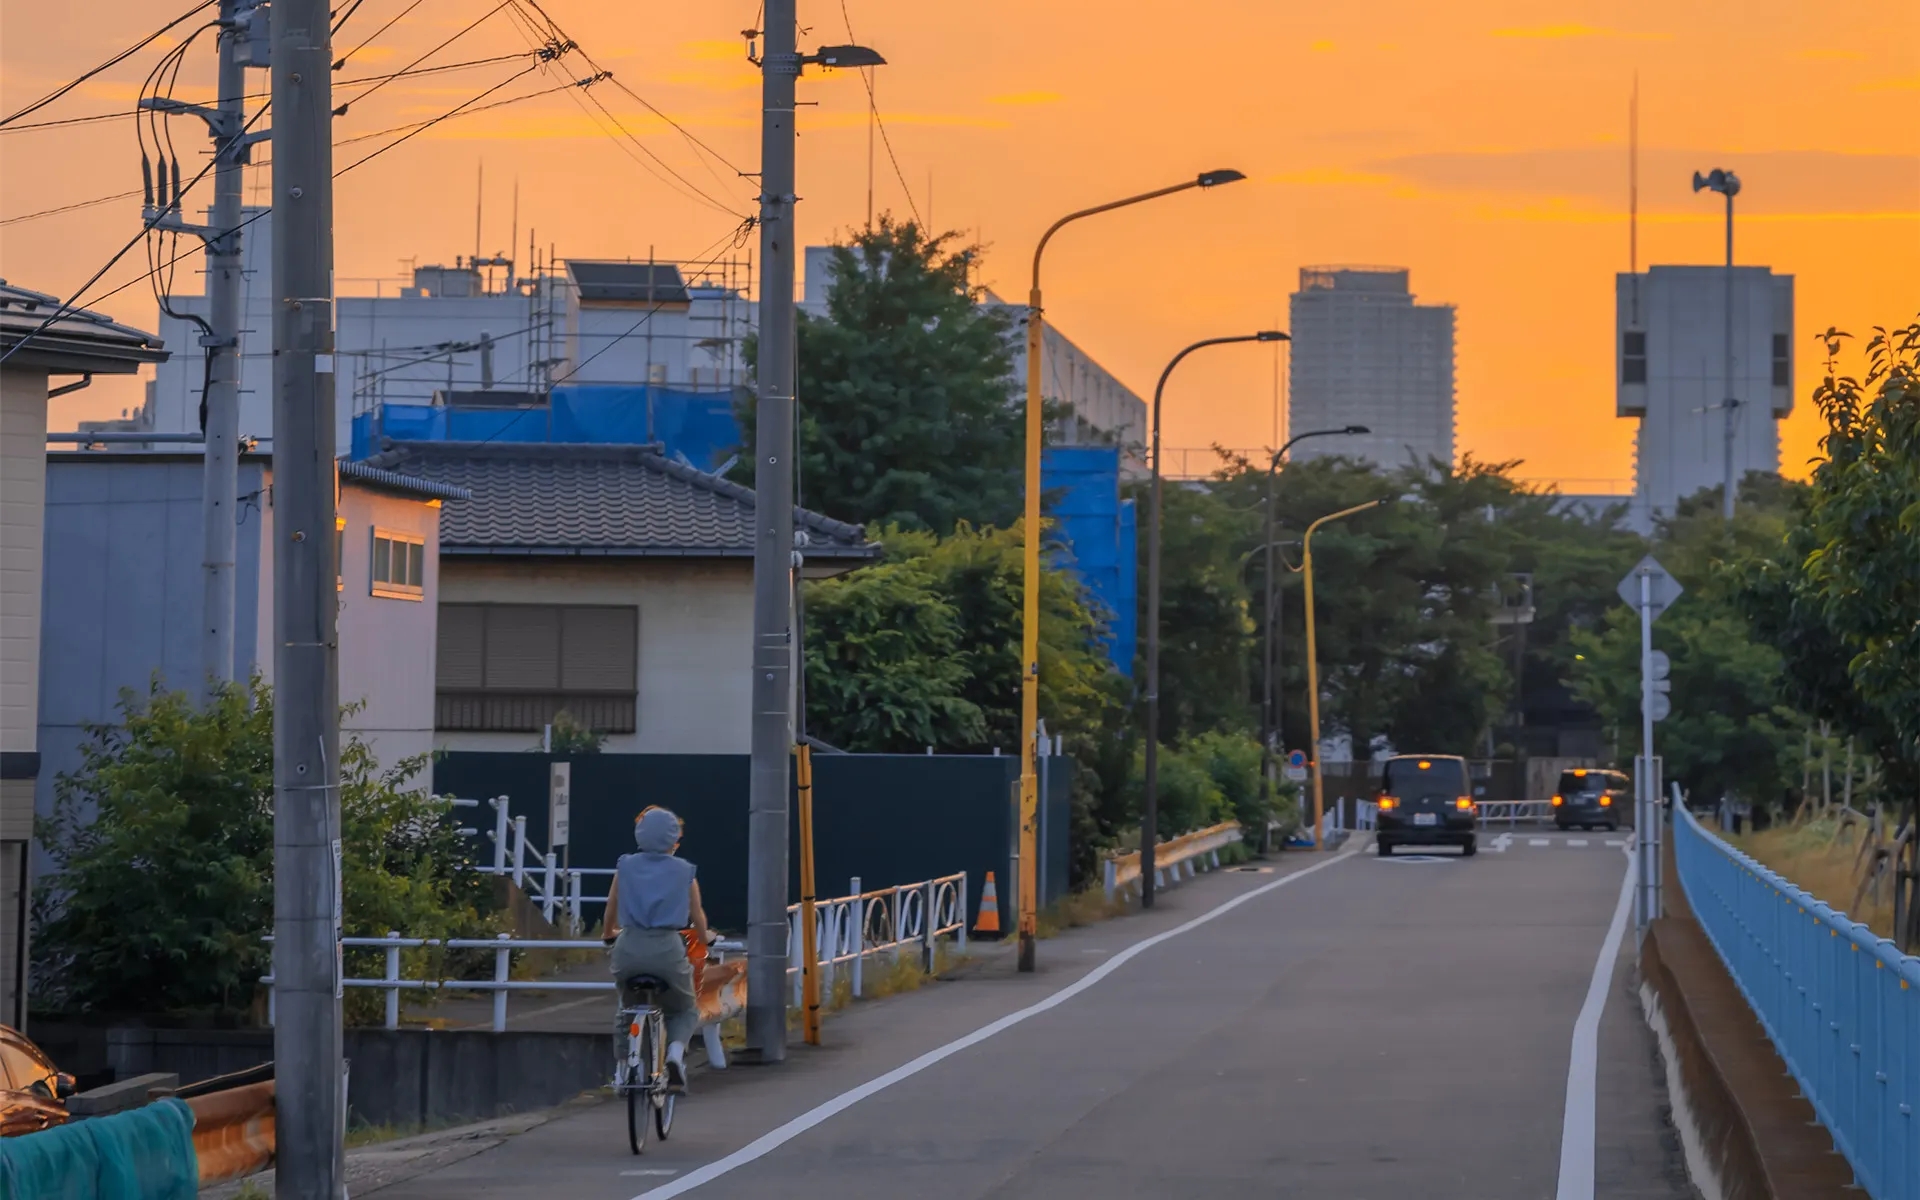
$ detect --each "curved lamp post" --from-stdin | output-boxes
[1298,499,1384,848]
[1259,425,1368,827]
[1141,330,1286,909]
[1017,170,1244,966]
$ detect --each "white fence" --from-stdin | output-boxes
[1474,800,1554,826]
[453,796,610,932]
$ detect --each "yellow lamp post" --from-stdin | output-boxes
[1299,499,1382,849]
[1016,170,1244,971]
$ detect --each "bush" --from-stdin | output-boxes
[34,678,493,1021]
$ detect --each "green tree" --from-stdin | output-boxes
[34,679,493,1020]
[739,218,1022,532]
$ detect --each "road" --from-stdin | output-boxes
[368,833,1693,1200]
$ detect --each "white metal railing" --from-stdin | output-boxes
[1475,799,1553,826]
[1102,822,1243,900]
[453,795,611,933]
[260,873,969,1037]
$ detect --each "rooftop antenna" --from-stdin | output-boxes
[1629,71,1639,274]
[509,177,519,291]
[474,161,484,288]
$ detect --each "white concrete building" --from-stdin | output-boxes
[1616,265,1793,528]
[802,245,1147,451]
[1288,266,1456,471]
[148,207,752,449]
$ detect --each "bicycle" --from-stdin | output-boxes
[614,975,676,1154]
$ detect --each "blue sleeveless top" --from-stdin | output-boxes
[616,852,695,929]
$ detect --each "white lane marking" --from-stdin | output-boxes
[1490,833,1512,853]
[633,848,1359,1198]
[1567,838,1589,847]
[1529,838,1550,847]
[622,1169,679,1177]
[1375,854,1453,864]
[1605,839,1627,847]
[1554,844,1635,1200]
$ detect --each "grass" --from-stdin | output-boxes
[1726,817,1897,939]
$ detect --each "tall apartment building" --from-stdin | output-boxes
[1616,265,1793,527]
[1288,267,1456,471]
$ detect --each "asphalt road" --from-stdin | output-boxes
[369,834,1693,1200]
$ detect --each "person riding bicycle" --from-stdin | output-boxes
[603,806,713,1090]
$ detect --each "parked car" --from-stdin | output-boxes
[1551,768,1632,831]
[0,1025,74,1137]
[1375,754,1477,857]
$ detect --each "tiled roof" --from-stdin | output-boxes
[363,441,877,560]
[0,280,168,374]
[337,459,473,503]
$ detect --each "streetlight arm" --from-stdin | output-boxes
[1296,499,1383,570]
[1031,180,1202,294]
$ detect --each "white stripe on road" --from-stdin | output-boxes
[1529,838,1550,846]
[1554,844,1636,1200]
[1567,838,1589,847]
[634,847,1359,1198]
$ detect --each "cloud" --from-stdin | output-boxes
[988,90,1062,106]
[1491,23,1668,40]
[1367,147,1920,216]
[1309,40,1336,53]
[1859,74,1920,92]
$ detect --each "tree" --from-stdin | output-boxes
[34,679,493,1020]
[738,218,1023,532]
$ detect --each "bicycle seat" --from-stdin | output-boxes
[624,974,672,991]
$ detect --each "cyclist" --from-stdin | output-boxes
[602,806,713,1090]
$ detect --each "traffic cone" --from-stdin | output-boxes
[973,872,1001,935]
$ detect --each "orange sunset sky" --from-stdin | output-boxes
[3,1,1916,487]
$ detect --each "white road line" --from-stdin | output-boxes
[1554,845,1636,1200]
[1529,838,1550,847]
[634,847,1359,1198]
[1604,839,1626,847]
[1567,838,1589,847]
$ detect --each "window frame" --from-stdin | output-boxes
[369,526,427,601]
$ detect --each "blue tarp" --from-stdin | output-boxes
[349,385,741,471]
[1041,445,1136,676]
[0,1098,197,1200]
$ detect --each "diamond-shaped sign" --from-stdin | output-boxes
[1616,555,1684,620]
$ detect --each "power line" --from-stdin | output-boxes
[0,0,216,127]
[837,0,921,228]
[0,190,144,227]
[333,0,428,71]
[340,1,511,112]
[336,61,539,174]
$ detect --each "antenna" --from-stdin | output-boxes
[474,161,484,280]
[1629,71,1639,274]
[509,177,519,292]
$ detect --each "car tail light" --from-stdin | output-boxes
[1377,796,1396,810]
[1599,796,1612,807]
[1551,795,1564,807]
[1455,797,1473,811]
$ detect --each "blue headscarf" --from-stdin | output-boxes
[635,806,682,854]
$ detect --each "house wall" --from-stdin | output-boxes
[436,558,753,755]
[1,366,50,1028]
[335,486,443,773]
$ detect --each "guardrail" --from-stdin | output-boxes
[1476,799,1554,826]
[1674,804,1919,1200]
[1103,821,1243,901]
[262,873,967,1053]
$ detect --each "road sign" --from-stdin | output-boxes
[1647,693,1671,722]
[1285,749,1308,782]
[549,762,571,847]
[1648,650,1670,679]
[1616,555,1684,620]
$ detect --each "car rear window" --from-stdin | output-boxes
[1382,758,1467,797]
[1558,770,1608,796]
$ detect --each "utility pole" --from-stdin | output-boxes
[271,0,343,1194]
[745,0,800,1065]
[1691,168,1741,522]
[143,0,261,692]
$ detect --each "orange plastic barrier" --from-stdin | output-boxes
[186,1078,275,1184]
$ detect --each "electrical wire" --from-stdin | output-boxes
[837,0,922,228]
[335,61,538,175]
[0,0,216,127]
[339,1,510,113]
[0,191,145,227]
[333,0,428,71]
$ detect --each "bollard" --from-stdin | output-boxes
[849,877,864,999]
[512,816,527,888]
[491,797,509,872]
[542,853,557,924]
[385,931,401,1030]
[492,934,510,1032]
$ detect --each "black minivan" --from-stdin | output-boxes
[1375,755,1476,856]
[1552,768,1632,831]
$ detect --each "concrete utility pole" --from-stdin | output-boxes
[142,0,257,692]
[270,0,344,1194]
[746,0,800,1065]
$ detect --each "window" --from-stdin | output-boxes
[1621,330,1647,385]
[435,603,638,732]
[371,529,426,600]
[1771,333,1790,388]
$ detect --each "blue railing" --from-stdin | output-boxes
[1673,805,1919,1200]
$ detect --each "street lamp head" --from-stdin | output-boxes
[812,44,886,68]
[1342,425,1370,435]
[1255,330,1289,342]
[1196,169,1246,188]
[1691,168,1740,198]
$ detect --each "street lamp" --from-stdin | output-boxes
[1260,425,1368,827]
[1017,170,1245,967]
[1141,330,1286,909]
[1692,167,1741,523]
[1299,498,1384,848]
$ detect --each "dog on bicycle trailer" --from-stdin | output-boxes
[604,806,715,1091]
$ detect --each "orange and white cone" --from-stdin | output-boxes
[974,872,1001,934]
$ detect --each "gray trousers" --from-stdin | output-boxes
[611,927,699,1048]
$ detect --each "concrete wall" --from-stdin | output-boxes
[3,367,51,1030]
[436,558,753,755]
[336,487,443,772]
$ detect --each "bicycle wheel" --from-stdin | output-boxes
[649,1010,675,1139]
[627,1018,649,1155]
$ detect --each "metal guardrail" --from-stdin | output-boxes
[1103,822,1243,900]
[1476,799,1554,826]
[1674,804,1919,1200]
